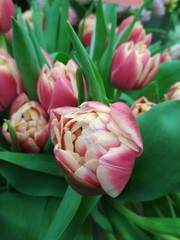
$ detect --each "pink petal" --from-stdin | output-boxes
[110,102,143,156]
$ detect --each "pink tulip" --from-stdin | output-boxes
[0,0,15,32]
[2,94,49,153]
[0,48,24,112]
[130,96,156,117]
[69,8,77,26]
[111,41,160,90]
[37,60,79,112]
[79,14,96,47]
[116,16,152,47]
[50,101,143,197]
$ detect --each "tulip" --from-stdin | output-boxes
[37,60,79,112]
[116,16,152,47]
[164,82,180,101]
[130,96,156,117]
[0,48,24,112]
[170,43,180,60]
[111,41,160,90]
[50,101,143,197]
[79,14,96,47]
[69,8,77,26]
[0,0,15,32]
[2,94,49,153]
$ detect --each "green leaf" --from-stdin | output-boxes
[0,151,62,176]
[56,0,70,53]
[120,100,180,201]
[76,68,87,105]
[0,160,67,197]
[12,18,40,100]
[67,21,108,104]
[103,200,151,240]
[43,0,61,52]
[59,195,101,240]
[89,0,107,62]
[43,186,82,240]
[0,192,47,240]
[91,209,113,232]
[3,120,20,152]
[111,202,180,238]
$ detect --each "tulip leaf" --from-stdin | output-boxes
[76,68,87,105]
[110,202,180,238]
[120,100,180,201]
[0,151,62,176]
[103,201,151,240]
[12,19,40,100]
[43,186,82,240]
[0,192,47,240]
[43,0,61,52]
[3,120,20,152]
[0,160,67,197]
[91,209,114,232]
[67,21,108,104]
[89,0,107,62]
[56,0,70,53]
[59,195,101,240]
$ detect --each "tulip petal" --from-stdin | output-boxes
[110,102,143,155]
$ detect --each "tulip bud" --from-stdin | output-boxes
[0,48,24,112]
[164,82,180,101]
[37,60,79,112]
[50,101,143,197]
[79,14,96,47]
[69,8,77,26]
[111,41,160,90]
[116,16,152,47]
[2,95,49,153]
[0,0,15,32]
[130,96,156,117]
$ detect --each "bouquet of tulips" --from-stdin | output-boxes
[0,0,180,239]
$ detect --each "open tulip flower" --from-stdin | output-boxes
[37,60,79,112]
[0,48,24,112]
[50,101,143,197]
[2,95,49,153]
[111,41,160,90]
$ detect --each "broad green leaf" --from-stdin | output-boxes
[120,100,180,201]
[0,151,62,176]
[91,209,113,232]
[76,68,87,105]
[12,19,40,100]
[0,192,47,240]
[59,195,101,240]
[43,186,82,240]
[90,0,107,62]
[0,161,67,197]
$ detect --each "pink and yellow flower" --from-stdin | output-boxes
[2,94,49,153]
[37,60,79,112]
[111,41,160,90]
[50,101,143,197]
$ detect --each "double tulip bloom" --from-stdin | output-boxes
[111,41,160,90]
[50,101,143,197]
[0,48,24,112]
[131,96,156,117]
[37,60,79,112]
[2,94,49,153]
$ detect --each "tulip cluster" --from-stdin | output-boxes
[0,0,173,199]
